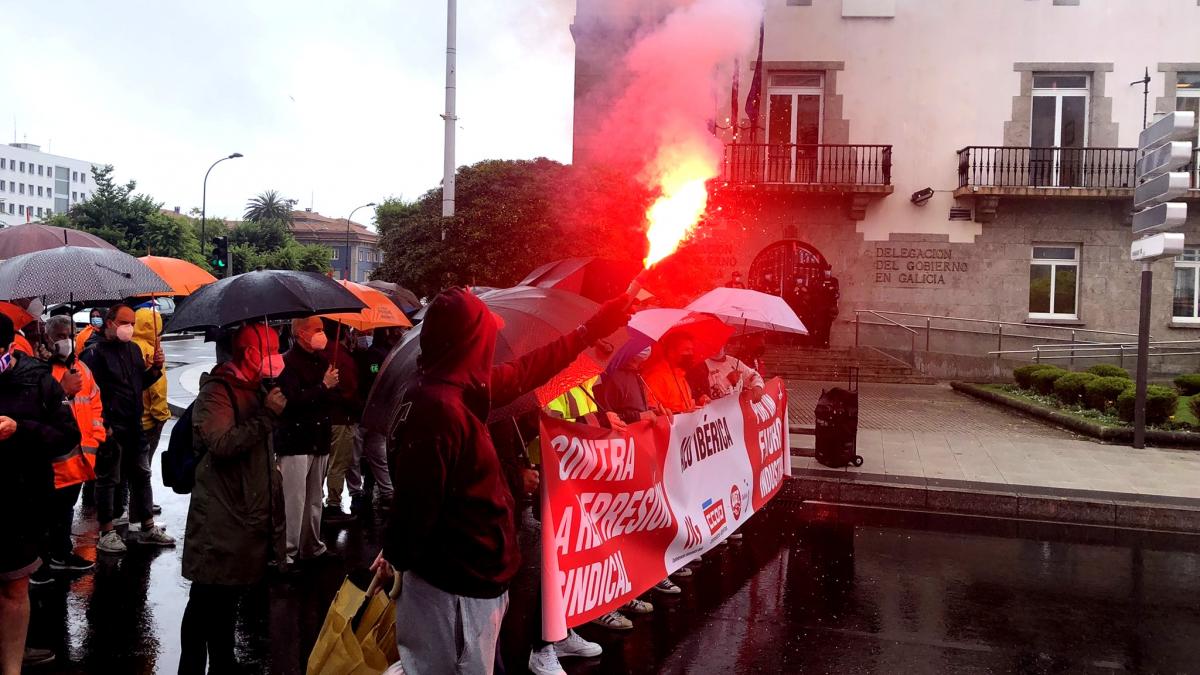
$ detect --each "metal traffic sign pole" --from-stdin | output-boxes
[1130,110,1195,448]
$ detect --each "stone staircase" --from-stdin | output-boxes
[762,345,937,384]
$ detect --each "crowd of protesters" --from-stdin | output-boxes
[0,284,768,675]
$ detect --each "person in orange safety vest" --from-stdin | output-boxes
[35,315,104,576]
[640,331,710,414]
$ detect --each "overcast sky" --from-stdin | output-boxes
[0,0,576,225]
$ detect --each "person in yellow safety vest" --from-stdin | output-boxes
[134,307,171,479]
[37,315,105,576]
[545,375,599,422]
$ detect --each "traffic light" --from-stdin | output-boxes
[210,236,229,277]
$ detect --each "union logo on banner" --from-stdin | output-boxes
[730,484,743,521]
[702,497,727,535]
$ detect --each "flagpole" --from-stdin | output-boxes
[441,0,457,237]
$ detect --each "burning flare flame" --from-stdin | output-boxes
[642,155,714,268]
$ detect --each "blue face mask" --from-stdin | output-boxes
[90,317,104,328]
[356,336,373,350]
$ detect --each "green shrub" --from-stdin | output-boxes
[1029,367,1068,395]
[1174,373,1200,396]
[1014,364,1057,389]
[1053,372,1098,406]
[1191,396,1200,422]
[1117,384,1178,425]
[1086,364,1130,379]
[1084,376,1133,411]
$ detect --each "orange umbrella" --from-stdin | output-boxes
[324,280,413,331]
[0,301,34,329]
[137,256,217,296]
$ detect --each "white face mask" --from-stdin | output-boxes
[52,338,73,360]
[115,324,135,343]
[309,331,328,351]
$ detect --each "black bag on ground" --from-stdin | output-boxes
[162,379,238,494]
[814,385,862,468]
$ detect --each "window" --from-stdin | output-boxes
[0,181,5,191]
[1031,74,1089,187]
[359,249,368,262]
[36,186,42,197]
[19,162,25,172]
[331,248,339,261]
[1173,248,1200,322]
[72,191,77,201]
[0,159,5,169]
[17,205,23,215]
[6,203,11,214]
[35,207,42,218]
[1029,245,1079,319]
[80,172,86,185]
[37,165,42,176]
[72,171,78,182]
[766,72,823,183]
[18,184,24,195]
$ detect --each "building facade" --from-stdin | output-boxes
[573,0,1200,365]
[0,142,100,225]
[289,208,381,283]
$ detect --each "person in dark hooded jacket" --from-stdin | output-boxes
[373,287,630,675]
[0,313,80,673]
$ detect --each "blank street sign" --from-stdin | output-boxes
[1138,110,1196,152]
[1134,172,1191,210]
[1132,202,1188,234]
[1135,141,1193,180]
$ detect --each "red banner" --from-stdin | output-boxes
[539,377,790,639]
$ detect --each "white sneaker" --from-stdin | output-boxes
[97,530,127,554]
[113,512,129,526]
[654,578,681,595]
[555,630,602,659]
[671,565,693,577]
[528,645,566,675]
[622,598,654,614]
[132,524,176,547]
[589,610,633,631]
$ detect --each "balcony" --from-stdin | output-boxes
[955,146,1200,222]
[718,143,894,220]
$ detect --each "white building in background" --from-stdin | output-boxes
[0,143,101,226]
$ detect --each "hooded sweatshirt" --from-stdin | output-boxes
[384,288,590,599]
[133,308,171,430]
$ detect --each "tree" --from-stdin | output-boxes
[63,165,202,261]
[226,213,330,275]
[374,158,651,298]
[244,189,296,223]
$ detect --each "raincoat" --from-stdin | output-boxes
[182,364,286,586]
[133,308,170,431]
[641,353,698,413]
[50,359,104,488]
[384,288,597,599]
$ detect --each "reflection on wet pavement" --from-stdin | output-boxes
[27,435,1200,674]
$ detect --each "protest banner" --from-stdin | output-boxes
[539,377,790,640]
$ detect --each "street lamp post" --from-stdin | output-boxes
[201,152,244,249]
[345,202,376,282]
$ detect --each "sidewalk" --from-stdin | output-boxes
[785,382,1200,533]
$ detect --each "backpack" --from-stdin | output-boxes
[162,378,239,494]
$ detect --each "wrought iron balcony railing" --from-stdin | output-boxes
[957,146,1139,190]
[722,143,892,187]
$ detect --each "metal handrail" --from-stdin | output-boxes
[989,339,1200,368]
[855,311,917,368]
[854,309,1141,339]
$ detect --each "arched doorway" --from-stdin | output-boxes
[747,240,839,347]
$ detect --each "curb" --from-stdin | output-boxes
[782,473,1200,534]
[950,381,1200,449]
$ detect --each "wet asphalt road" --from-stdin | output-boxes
[25,340,1200,674]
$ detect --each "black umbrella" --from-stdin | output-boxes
[0,245,172,304]
[363,280,422,313]
[519,257,641,303]
[362,286,621,435]
[165,270,366,333]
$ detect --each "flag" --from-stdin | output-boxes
[730,58,740,135]
[744,21,765,137]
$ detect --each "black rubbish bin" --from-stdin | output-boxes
[814,370,862,468]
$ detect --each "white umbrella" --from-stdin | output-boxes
[685,287,808,335]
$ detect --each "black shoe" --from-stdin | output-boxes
[29,566,54,586]
[152,504,162,515]
[322,506,354,524]
[49,552,96,571]
[23,647,56,667]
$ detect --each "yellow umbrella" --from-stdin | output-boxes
[323,280,413,331]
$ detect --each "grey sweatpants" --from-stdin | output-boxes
[394,571,509,675]
[279,454,328,562]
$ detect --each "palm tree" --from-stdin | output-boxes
[244,190,296,223]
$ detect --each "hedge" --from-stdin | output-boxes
[1084,376,1133,411]
[1087,364,1130,379]
[1174,373,1200,396]
[1029,367,1068,395]
[1014,364,1058,389]
[1053,371,1098,406]
[1192,395,1200,422]
[1117,384,1178,425]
